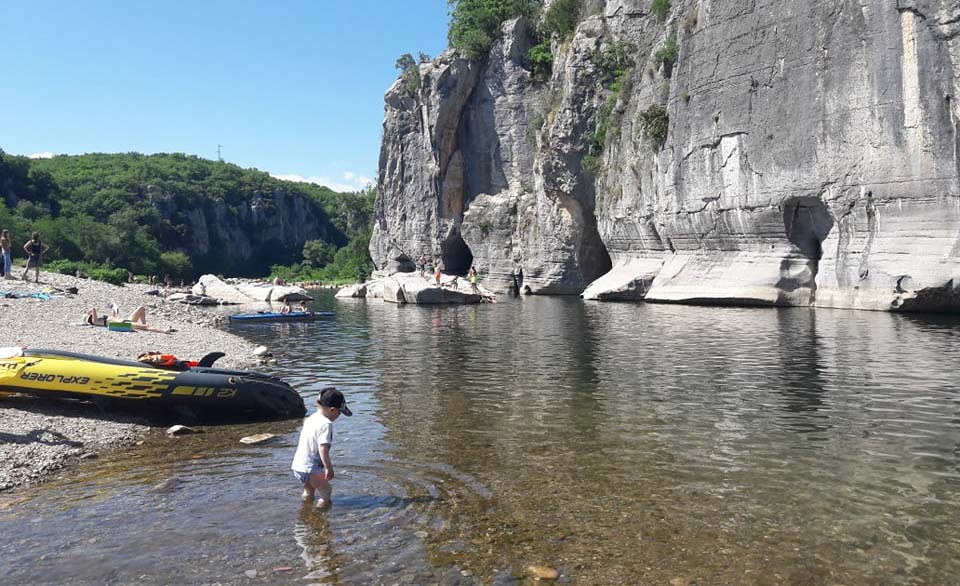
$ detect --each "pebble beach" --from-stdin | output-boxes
[0,271,264,492]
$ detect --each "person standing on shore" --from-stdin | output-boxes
[291,387,352,509]
[468,265,480,294]
[0,230,11,279]
[417,254,426,278]
[21,232,48,283]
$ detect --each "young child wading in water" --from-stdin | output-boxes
[291,387,352,509]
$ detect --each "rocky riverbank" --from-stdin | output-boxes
[0,271,264,492]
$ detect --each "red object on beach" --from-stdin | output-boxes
[137,351,225,371]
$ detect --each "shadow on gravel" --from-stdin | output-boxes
[0,428,84,447]
[0,395,150,426]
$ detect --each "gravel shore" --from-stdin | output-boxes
[0,271,264,492]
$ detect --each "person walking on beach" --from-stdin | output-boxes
[0,230,12,279]
[291,387,352,509]
[434,260,442,287]
[21,232,48,283]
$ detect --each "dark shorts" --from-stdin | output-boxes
[26,255,41,268]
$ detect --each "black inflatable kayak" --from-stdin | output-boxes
[0,349,306,422]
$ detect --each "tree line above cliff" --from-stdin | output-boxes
[0,149,373,284]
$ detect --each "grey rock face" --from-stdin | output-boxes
[371,52,479,275]
[372,18,613,295]
[379,273,484,305]
[153,186,331,272]
[373,0,960,311]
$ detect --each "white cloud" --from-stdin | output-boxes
[271,171,373,193]
[27,152,56,159]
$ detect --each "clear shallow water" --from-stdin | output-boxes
[2,292,960,584]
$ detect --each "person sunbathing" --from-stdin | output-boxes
[84,306,175,334]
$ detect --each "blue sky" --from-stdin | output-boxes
[3,0,450,192]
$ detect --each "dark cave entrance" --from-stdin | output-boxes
[441,233,474,275]
[783,196,833,261]
[779,196,834,298]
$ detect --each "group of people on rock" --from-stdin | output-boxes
[0,230,49,283]
[415,254,481,294]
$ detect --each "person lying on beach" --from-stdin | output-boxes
[84,306,175,334]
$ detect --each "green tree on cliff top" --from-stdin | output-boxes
[448,0,541,60]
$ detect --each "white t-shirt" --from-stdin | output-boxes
[291,411,333,473]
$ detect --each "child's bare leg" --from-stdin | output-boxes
[308,471,332,508]
[301,483,315,501]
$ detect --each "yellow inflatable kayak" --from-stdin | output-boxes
[0,348,306,421]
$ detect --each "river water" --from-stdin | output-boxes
[1,291,959,585]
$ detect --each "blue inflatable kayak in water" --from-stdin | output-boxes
[228,311,334,322]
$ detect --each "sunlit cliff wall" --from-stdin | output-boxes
[372,0,960,311]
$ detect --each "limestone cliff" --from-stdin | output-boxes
[150,185,337,275]
[371,0,960,311]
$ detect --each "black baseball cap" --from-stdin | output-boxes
[318,386,352,416]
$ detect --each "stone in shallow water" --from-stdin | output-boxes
[166,425,201,436]
[526,565,559,580]
[150,477,182,493]
[239,433,276,445]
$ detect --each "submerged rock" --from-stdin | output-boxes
[526,565,559,580]
[239,433,276,445]
[166,425,201,436]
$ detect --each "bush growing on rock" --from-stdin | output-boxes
[540,0,579,40]
[527,40,553,79]
[448,0,541,60]
[651,0,671,21]
[395,53,422,95]
[640,103,670,149]
[654,32,678,77]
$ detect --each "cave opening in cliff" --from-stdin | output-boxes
[783,196,833,260]
[441,233,473,275]
[780,196,834,297]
